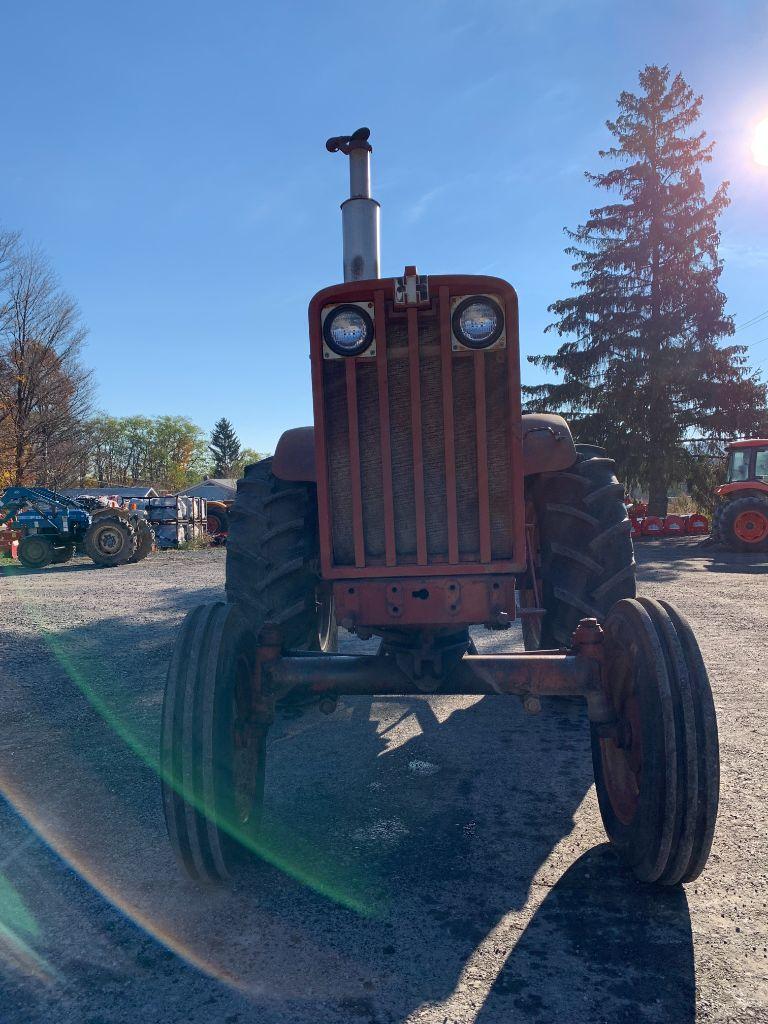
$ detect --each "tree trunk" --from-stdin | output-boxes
[647,464,669,517]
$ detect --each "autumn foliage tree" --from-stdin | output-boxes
[0,232,92,487]
[525,66,767,514]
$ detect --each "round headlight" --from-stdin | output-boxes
[323,304,374,357]
[452,296,504,349]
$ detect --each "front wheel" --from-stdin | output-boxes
[160,602,266,882]
[592,598,719,884]
[18,535,55,569]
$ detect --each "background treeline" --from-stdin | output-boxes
[0,229,263,493]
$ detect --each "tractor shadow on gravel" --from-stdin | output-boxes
[474,845,694,1022]
[0,604,694,1024]
[243,681,695,1023]
[1,559,100,576]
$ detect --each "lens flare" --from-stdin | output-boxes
[752,117,768,167]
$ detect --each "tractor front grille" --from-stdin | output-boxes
[318,283,525,577]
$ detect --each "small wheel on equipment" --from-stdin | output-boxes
[160,601,267,882]
[17,535,55,569]
[591,597,719,884]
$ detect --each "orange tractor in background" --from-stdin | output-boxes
[711,439,768,552]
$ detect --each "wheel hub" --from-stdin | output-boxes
[99,528,122,553]
[599,659,643,826]
[733,509,768,544]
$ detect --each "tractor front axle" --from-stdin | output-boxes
[255,617,615,725]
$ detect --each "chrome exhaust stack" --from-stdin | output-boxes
[326,127,380,282]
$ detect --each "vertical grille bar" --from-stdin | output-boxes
[438,286,459,564]
[345,359,366,567]
[473,351,492,563]
[407,305,428,564]
[374,290,396,565]
[505,294,526,564]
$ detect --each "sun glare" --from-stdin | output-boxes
[752,117,768,166]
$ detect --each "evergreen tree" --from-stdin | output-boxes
[209,417,241,477]
[525,65,767,515]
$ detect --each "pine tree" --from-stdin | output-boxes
[209,417,241,477]
[525,65,767,515]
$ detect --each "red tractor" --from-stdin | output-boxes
[711,438,768,551]
[161,129,719,888]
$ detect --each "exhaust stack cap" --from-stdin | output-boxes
[326,127,380,282]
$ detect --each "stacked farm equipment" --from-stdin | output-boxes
[160,128,720,891]
[147,495,208,548]
[0,487,155,568]
[627,501,709,539]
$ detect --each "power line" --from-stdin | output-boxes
[734,309,768,333]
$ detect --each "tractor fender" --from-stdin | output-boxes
[273,426,317,482]
[91,506,131,520]
[521,414,577,475]
[715,482,768,499]
[273,416,577,483]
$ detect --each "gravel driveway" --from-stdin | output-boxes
[0,540,765,1024]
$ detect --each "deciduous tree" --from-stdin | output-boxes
[0,236,92,487]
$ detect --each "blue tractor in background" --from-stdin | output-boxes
[0,487,154,568]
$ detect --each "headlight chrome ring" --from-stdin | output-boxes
[322,304,375,357]
[451,295,504,350]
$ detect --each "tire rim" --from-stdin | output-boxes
[97,525,125,555]
[207,514,222,535]
[599,648,644,826]
[733,509,768,544]
[24,538,49,565]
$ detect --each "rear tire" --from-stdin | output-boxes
[526,444,636,648]
[18,535,55,569]
[206,502,230,537]
[226,458,337,651]
[84,516,138,567]
[718,495,768,552]
[128,520,155,563]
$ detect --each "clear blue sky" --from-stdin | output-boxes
[3,0,767,452]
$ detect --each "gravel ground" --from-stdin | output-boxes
[0,540,765,1024]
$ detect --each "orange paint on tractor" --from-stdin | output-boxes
[712,438,768,551]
